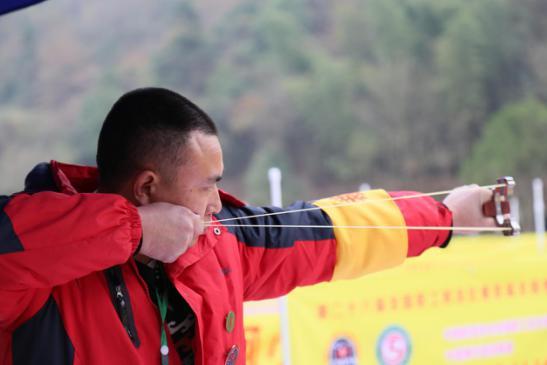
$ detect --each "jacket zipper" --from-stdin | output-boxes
[115,285,135,340]
[105,266,141,347]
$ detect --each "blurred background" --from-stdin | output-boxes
[1,0,546,228]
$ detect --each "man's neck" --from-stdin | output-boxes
[97,184,136,203]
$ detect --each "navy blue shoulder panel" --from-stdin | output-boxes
[12,295,74,365]
[0,196,24,254]
[0,162,56,255]
[215,201,335,248]
[24,162,57,193]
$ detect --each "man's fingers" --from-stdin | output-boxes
[479,215,497,228]
[194,215,205,236]
[480,188,493,204]
[478,188,495,227]
[183,213,203,249]
[443,184,501,234]
[138,202,208,262]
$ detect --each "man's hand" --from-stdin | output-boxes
[137,203,204,263]
[442,184,496,235]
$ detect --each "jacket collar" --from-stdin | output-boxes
[49,160,99,194]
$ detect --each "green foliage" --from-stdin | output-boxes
[438,0,526,108]
[0,109,73,193]
[461,98,547,183]
[72,75,128,165]
[243,144,304,205]
[435,0,529,161]
[153,2,213,93]
[0,22,38,106]
[286,56,368,181]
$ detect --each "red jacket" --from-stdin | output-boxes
[0,161,452,364]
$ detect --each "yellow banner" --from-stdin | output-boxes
[244,234,547,364]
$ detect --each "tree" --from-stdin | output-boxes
[72,74,128,165]
[436,0,529,168]
[461,98,547,183]
[153,1,213,94]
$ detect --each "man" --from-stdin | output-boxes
[0,88,495,364]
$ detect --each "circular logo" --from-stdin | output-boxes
[329,337,358,365]
[224,345,239,365]
[225,311,235,333]
[376,326,412,365]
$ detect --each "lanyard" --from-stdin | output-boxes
[155,287,169,365]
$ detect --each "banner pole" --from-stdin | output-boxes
[533,178,545,250]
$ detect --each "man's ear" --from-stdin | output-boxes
[133,170,159,205]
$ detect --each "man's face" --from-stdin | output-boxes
[151,131,224,222]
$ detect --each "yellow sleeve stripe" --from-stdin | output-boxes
[314,189,408,281]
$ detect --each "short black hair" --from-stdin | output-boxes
[96,87,217,189]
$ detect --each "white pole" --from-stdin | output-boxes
[533,178,545,249]
[268,167,283,207]
[359,182,371,192]
[510,197,520,230]
[268,167,291,365]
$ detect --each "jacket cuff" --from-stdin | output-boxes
[439,203,453,248]
[389,191,453,257]
[126,203,143,255]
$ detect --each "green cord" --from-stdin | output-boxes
[156,288,169,365]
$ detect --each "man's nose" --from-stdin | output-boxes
[209,189,222,215]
